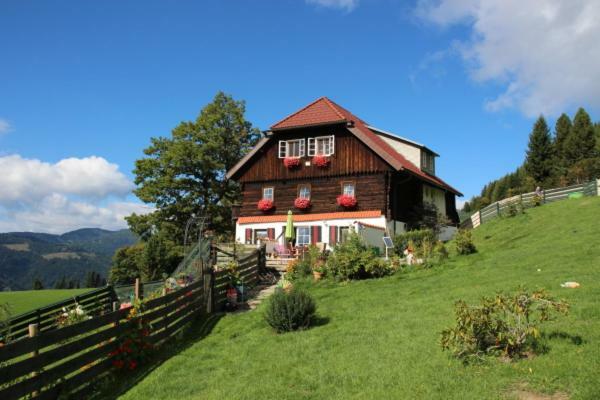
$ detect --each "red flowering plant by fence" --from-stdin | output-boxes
[294,197,311,210]
[283,157,301,169]
[257,199,274,211]
[109,302,153,372]
[312,155,329,168]
[337,194,357,208]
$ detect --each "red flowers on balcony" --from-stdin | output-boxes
[257,199,274,211]
[312,155,329,168]
[336,194,357,208]
[283,157,301,169]
[294,197,311,210]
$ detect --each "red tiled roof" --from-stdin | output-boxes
[271,97,347,130]
[238,210,382,225]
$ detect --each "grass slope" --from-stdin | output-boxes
[120,197,600,400]
[0,289,91,316]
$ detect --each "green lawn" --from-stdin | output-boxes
[120,197,600,400]
[0,289,91,316]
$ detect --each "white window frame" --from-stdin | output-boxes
[298,184,311,199]
[262,187,274,201]
[307,135,335,156]
[296,226,311,247]
[342,181,355,197]
[278,139,305,158]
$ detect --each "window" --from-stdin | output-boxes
[296,226,311,247]
[278,139,305,158]
[298,184,311,199]
[308,135,335,156]
[254,229,268,244]
[339,227,351,243]
[421,151,435,174]
[341,181,355,197]
[263,187,274,201]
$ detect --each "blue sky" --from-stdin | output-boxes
[1,0,599,233]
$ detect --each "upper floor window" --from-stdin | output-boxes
[278,139,305,158]
[342,181,355,197]
[263,186,274,201]
[298,184,311,199]
[308,135,335,156]
[421,151,435,174]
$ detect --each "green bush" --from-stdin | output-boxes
[393,229,435,254]
[264,288,316,333]
[440,288,569,363]
[454,229,477,255]
[325,231,392,280]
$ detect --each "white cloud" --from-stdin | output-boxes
[416,0,600,117]
[306,0,358,12]
[0,118,12,135]
[0,154,151,233]
[0,155,133,204]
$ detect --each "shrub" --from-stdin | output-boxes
[440,288,569,363]
[264,288,316,333]
[454,229,476,255]
[393,229,436,255]
[325,231,392,280]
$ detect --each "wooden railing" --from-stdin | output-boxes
[461,179,599,229]
[0,279,207,400]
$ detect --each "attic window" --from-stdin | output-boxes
[308,135,335,156]
[421,151,435,174]
[278,139,305,158]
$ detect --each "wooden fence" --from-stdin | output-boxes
[0,243,266,399]
[461,179,600,229]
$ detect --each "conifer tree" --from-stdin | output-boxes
[563,108,597,164]
[553,113,572,169]
[33,278,44,290]
[525,116,555,185]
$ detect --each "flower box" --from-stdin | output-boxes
[283,157,301,169]
[257,199,274,211]
[294,197,311,210]
[312,155,330,168]
[336,194,357,208]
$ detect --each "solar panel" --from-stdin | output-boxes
[382,236,394,248]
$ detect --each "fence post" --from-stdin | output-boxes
[597,178,600,196]
[29,323,39,397]
[543,189,547,204]
[478,210,482,226]
[496,202,500,217]
[134,278,141,301]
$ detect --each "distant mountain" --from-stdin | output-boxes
[0,228,138,291]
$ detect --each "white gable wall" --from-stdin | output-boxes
[377,135,422,168]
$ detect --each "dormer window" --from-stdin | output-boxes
[308,135,335,156]
[421,151,435,174]
[278,139,305,158]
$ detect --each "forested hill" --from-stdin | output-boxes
[0,228,138,291]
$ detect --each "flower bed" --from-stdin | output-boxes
[294,197,311,210]
[336,194,357,208]
[257,199,274,211]
[283,157,301,169]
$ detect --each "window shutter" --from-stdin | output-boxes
[267,228,275,240]
[308,138,315,156]
[279,141,286,158]
[329,226,337,245]
[330,135,335,155]
[311,226,321,245]
[245,229,253,243]
[299,139,306,157]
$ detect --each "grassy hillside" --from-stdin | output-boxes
[0,288,91,316]
[120,197,600,400]
[0,228,137,290]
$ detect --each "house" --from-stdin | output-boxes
[226,97,462,250]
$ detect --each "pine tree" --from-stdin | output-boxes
[33,278,44,290]
[553,113,572,170]
[85,271,94,288]
[563,108,597,164]
[525,116,555,185]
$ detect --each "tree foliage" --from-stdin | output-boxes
[525,116,555,185]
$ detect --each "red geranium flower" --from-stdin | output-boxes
[336,194,357,208]
[283,157,301,168]
[312,155,329,167]
[128,360,138,370]
[294,197,311,209]
[257,199,274,211]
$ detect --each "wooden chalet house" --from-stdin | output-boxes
[226,97,462,249]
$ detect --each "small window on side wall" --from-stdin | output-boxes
[341,181,355,197]
[298,184,311,199]
[263,187,274,201]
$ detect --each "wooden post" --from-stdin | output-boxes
[543,189,546,204]
[134,278,141,301]
[478,210,482,226]
[496,202,500,217]
[29,323,39,397]
[596,178,600,196]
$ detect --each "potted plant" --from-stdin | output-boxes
[257,198,274,211]
[294,197,311,210]
[176,273,188,286]
[312,260,325,281]
[336,194,357,208]
[312,155,329,168]
[283,157,301,169]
